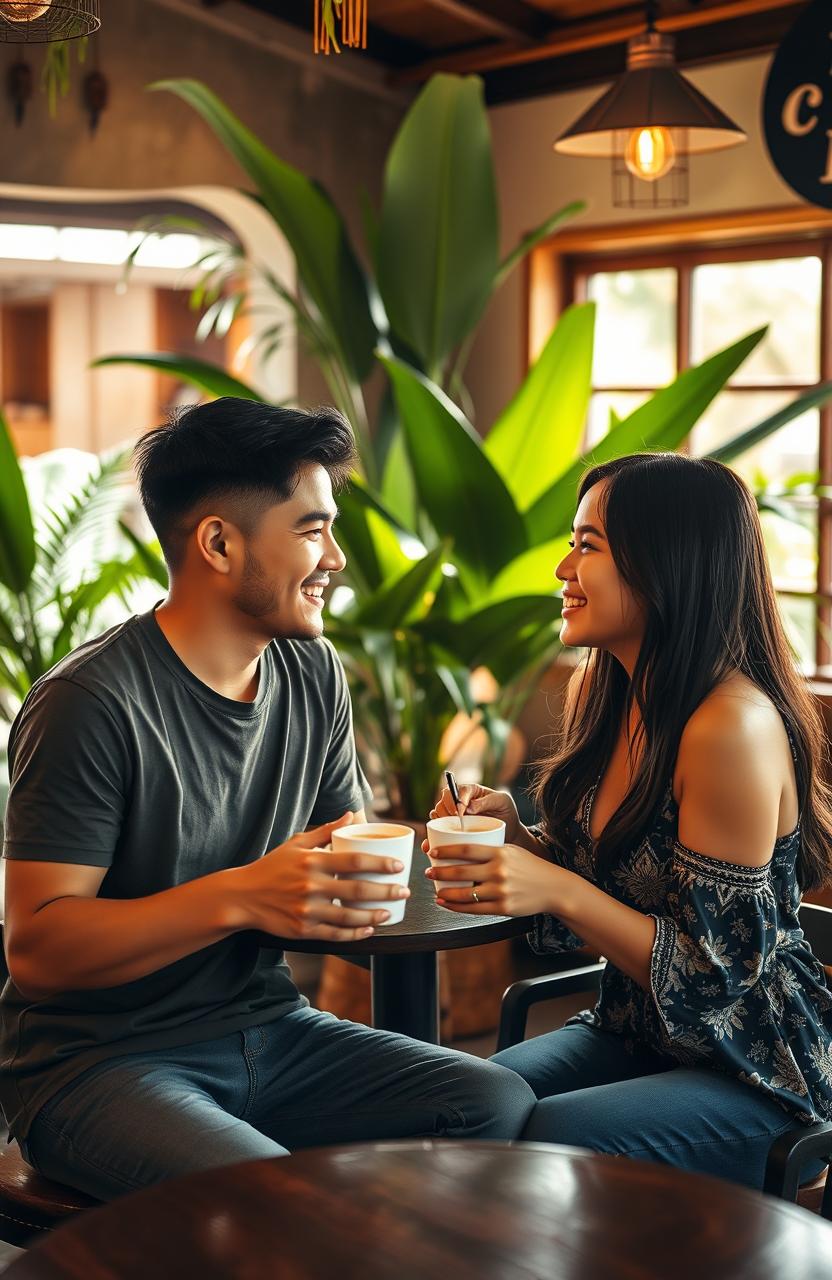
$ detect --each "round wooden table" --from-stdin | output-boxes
[8,1140,832,1279]
[255,848,533,1043]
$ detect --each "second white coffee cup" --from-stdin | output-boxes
[331,822,415,925]
[425,814,506,892]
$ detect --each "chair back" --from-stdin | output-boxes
[798,903,832,975]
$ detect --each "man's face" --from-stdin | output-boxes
[232,463,346,641]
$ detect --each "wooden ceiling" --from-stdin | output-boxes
[210,0,807,104]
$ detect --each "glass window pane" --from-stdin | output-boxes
[778,594,816,672]
[689,391,818,491]
[760,508,817,593]
[690,257,821,385]
[587,268,676,388]
[585,391,649,449]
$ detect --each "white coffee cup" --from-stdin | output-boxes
[425,815,506,892]
[331,822,415,925]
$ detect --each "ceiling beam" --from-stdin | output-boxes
[482,9,798,105]
[393,0,805,84]
[417,0,543,44]
[150,0,410,103]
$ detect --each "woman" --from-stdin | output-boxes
[427,452,832,1189]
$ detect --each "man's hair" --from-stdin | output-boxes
[133,397,356,569]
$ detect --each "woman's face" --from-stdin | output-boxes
[555,480,645,665]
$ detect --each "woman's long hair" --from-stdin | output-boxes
[533,452,832,890]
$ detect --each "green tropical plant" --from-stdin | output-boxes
[42,38,87,117]
[98,74,584,487]
[93,76,832,817]
[0,412,158,722]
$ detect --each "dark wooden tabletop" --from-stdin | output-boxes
[254,848,534,955]
[9,1140,832,1280]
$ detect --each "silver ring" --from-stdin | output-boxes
[472,889,480,904]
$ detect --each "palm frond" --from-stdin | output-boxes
[32,449,133,603]
[48,556,155,665]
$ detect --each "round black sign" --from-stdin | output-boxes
[763,0,832,209]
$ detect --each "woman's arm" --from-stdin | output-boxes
[431,691,788,989]
[541,867,656,987]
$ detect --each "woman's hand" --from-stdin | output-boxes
[423,784,522,850]
[425,840,559,918]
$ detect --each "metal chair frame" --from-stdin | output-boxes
[496,902,832,1216]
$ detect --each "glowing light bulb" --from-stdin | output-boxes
[0,0,51,20]
[624,126,675,181]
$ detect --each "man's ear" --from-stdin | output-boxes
[195,516,233,575]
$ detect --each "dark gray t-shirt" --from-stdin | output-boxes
[0,609,371,1140]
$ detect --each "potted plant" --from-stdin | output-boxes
[95,76,832,1036]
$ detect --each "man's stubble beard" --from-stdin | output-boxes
[232,547,321,640]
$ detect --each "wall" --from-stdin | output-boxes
[0,0,407,408]
[469,53,802,429]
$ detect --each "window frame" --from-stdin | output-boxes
[527,205,832,675]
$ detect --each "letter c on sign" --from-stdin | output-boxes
[782,83,823,136]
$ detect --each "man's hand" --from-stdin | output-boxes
[229,812,410,942]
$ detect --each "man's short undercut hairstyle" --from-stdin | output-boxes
[133,397,356,570]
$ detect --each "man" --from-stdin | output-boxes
[0,398,533,1200]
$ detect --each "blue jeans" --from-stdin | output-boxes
[21,1007,535,1201]
[493,1023,819,1190]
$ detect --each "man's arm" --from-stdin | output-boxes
[4,811,404,1000]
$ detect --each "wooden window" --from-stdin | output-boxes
[529,207,832,676]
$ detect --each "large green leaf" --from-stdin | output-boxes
[525,326,767,544]
[336,485,415,594]
[152,80,377,382]
[380,426,418,532]
[484,614,563,689]
[349,542,448,630]
[0,411,35,594]
[705,380,832,464]
[377,75,498,377]
[483,537,571,605]
[484,303,595,510]
[417,594,560,670]
[380,354,527,585]
[93,353,264,402]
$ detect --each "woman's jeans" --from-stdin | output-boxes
[21,1007,535,1201]
[492,1022,821,1190]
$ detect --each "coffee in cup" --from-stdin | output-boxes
[425,814,506,893]
[331,822,414,925]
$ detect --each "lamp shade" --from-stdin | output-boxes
[0,0,99,42]
[554,31,746,158]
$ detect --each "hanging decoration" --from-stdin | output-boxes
[82,63,106,133]
[314,0,367,56]
[0,0,99,43]
[553,0,746,208]
[7,56,31,124]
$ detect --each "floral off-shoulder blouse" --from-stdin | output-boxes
[529,777,832,1124]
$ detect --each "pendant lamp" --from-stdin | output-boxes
[553,1,746,208]
[0,0,99,42]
